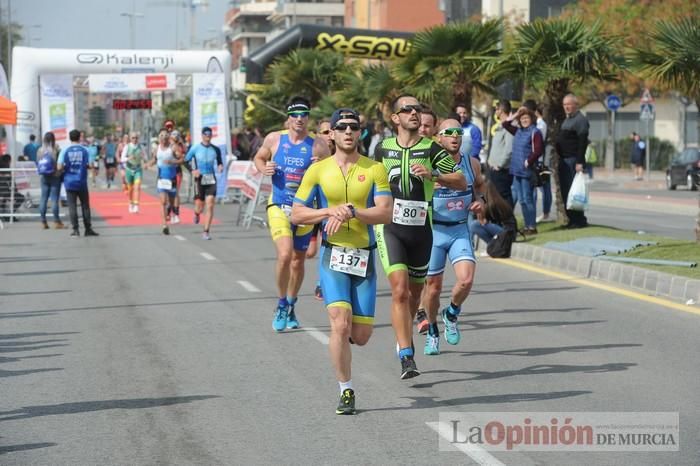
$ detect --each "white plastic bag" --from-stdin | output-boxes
[566,172,588,211]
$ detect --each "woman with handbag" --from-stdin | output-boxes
[502,107,543,235]
[37,132,64,230]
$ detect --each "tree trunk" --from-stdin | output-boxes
[695,97,700,242]
[543,79,570,226]
[453,79,472,113]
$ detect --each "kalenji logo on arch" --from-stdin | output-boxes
[146,75,168,89]
[77,53,103,64]
[75,52,174,69]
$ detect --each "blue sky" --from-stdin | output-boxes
[9,0,231,50]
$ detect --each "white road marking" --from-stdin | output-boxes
[174,235,186,241]
[237,280,261,293]
[200,252,217,261]
[425,422,506,466]
[304,327,330,345]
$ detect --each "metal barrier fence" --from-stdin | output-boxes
[223,160,270,229]
[0,162,57,228]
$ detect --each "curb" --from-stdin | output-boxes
[509,242,700,306]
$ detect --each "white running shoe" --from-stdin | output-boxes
[128,204,134,213]
[171,214,180,224]
[536,214,553,223]
[133,204,139,213]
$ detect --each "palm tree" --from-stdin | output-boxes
[393,19,503,113]
[631,17,700,241]
[245,48,354,130]
[503,18,623,224]
[334,63,401,121]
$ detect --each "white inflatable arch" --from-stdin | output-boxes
[10,47,231,152]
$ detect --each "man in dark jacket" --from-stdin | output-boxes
[555,94,589,229]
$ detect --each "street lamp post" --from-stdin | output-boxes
[26,24,41,46]
[120,6,144,49]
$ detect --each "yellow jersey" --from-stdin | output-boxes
[294,155,391,249]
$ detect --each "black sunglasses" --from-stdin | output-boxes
[395,104,422,114]
[319,130,331,135]
[333,122,361,131]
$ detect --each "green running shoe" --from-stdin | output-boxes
[336,389,356,415]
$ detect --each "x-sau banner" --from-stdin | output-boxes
[40,75,75,147]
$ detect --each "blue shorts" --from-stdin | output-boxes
[319,245,377,325]
[427,223,476,276]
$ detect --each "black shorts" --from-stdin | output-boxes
[376,222,433,283]
[194,178,217,201]
[105,162,116,169]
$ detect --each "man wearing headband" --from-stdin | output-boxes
[184,126,223,240]
[292,108,392,414]
[306,118,335,301]
[254,96,330,332]
[374,94,466,380]
[422,118,484,356]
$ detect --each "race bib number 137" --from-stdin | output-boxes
[329,246,369,277]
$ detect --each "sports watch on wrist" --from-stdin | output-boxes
[348,204,356,218]
[431,169,440,181]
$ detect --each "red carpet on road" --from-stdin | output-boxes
[90,191,219,227]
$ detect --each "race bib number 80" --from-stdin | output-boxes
[392,199,428,226]
[330,246,370,277]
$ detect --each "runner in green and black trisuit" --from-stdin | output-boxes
[373,94,467,379]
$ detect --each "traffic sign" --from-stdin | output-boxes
[640,88,654,104]
[605,94,621,112]
[640,103,654,120]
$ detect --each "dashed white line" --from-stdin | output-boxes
[174,235,186,241]
[304,327,330,345]
[237,280,261,293]
[200,252,217,261]
[425,422,506,466]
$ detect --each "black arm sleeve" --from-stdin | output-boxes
[214,145,223,166]
[429,141,457,174]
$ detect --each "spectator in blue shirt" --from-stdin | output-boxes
[23,134,40,162]
[57,129,98,237]
[453,103,483,161]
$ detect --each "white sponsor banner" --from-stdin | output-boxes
[89,73,175,93]
[39,75,75,147]
[191,73,229,150]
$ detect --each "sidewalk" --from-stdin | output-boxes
[488,169,699,305]
[494,233,700,307]
[587,168,667,190]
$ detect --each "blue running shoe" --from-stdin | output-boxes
[287,305,300,329]
[441,307,460,345]
[424,334,440,355]
[272,303,288,332]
